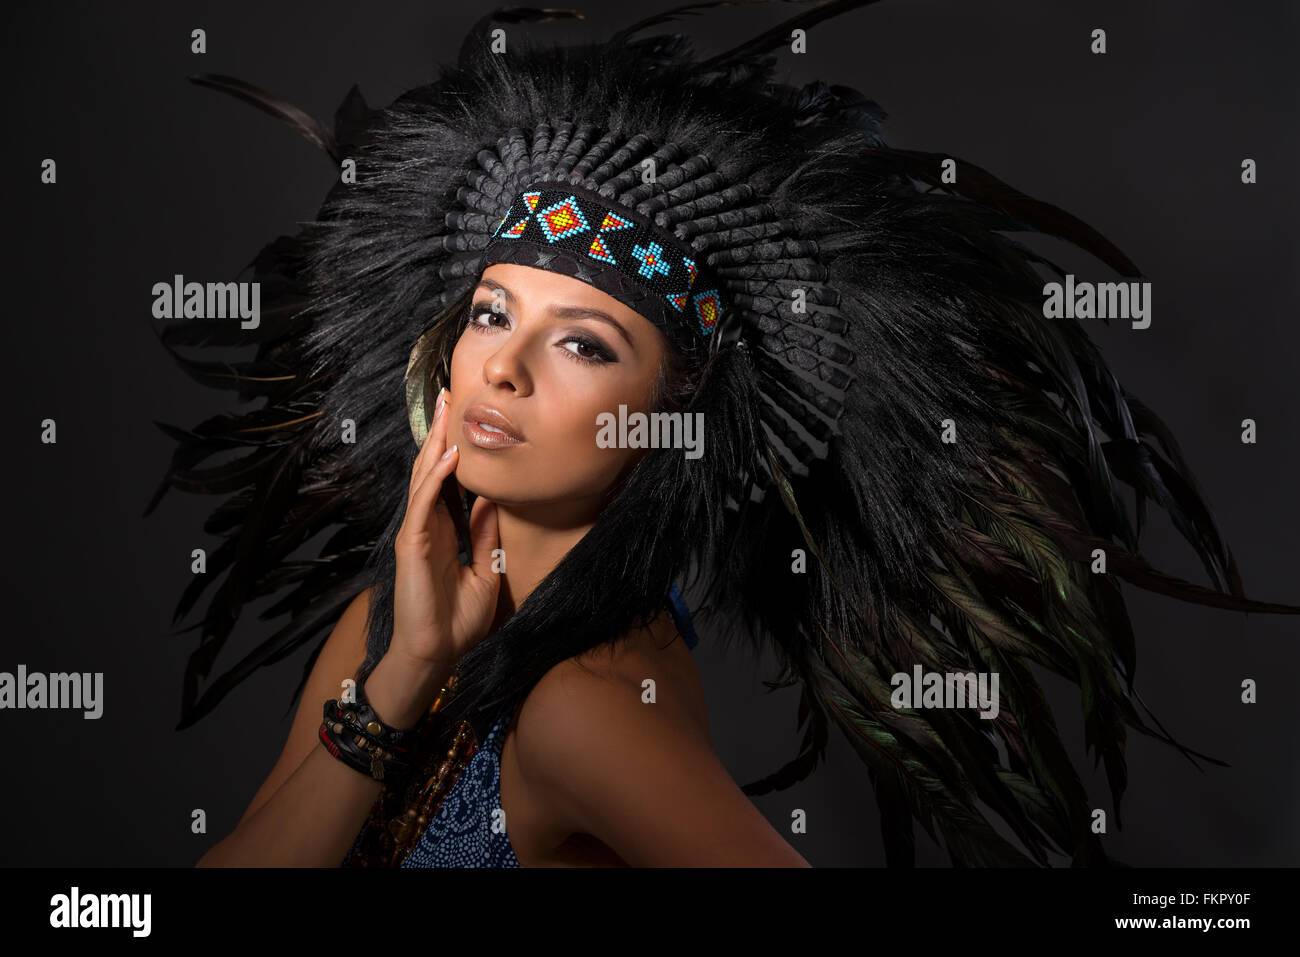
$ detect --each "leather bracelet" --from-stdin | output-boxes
[319,715,413,781]
[336,676,416,739]
[319,671,461,781]
[324,697,414,752]
[318,721,382,779]
[321,700,413,781]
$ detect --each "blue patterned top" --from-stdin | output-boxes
[400,582,699,868]
[400,704,520,867]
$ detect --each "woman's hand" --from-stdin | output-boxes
[390,386,502,673]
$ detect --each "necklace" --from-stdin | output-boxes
[342,672,482,867]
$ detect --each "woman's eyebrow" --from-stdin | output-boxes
[476,278,634,349]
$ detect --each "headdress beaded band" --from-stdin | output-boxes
[477,180,727,360]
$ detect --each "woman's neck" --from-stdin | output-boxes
[485,492,605,624]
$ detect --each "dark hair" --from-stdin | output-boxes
[351,276,713,729]
[648,321,699,414]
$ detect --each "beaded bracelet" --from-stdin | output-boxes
[319,674,459,782]
[318,720,390,780]
[325,696,414,750]
[320,698,413,781]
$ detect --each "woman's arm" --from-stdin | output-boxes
[196,588,452,867]
[200,385,495,866]
[513,658,812,867]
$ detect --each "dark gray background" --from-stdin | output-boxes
[2,0,1296,867]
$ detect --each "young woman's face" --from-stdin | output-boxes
[446,262,668,509]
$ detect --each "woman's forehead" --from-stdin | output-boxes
[476,263,658,334]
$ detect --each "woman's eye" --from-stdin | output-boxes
[468,306,506,328]
[560,334,617,365]
[464,301,614,365]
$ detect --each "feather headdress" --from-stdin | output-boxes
[147,0,1300,866]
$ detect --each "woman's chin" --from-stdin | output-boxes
[455,451,623,508]
[453,464,524,505]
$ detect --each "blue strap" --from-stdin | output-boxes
[666,581,700,651]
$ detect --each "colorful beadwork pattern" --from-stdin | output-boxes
[692,289,723,335]
[535,195,591,242]
[484,184,723,338]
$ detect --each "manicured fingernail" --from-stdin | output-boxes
[441,444,457,460]
[434,389,446,421]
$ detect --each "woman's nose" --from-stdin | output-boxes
[481,325,536,391]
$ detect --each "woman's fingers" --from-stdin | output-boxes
[403,440,460,552]
[409,386,453,505]
[409,386,449,500]
[402,385,457,546]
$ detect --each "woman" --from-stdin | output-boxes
[193,254,803,866]
[152,0,1299,868]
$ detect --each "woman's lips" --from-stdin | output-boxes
[462,418,527,449]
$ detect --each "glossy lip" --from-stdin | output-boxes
[462,404,526,449]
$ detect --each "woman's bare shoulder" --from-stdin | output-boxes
[502,619,804,866]
[516,611,707,739]
[506,614,708,812]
